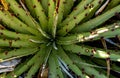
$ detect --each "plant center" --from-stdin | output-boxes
[46,35,57,48]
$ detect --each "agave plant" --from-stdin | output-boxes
[0,0,120,78]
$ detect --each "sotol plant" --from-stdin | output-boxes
[0,0,120,78]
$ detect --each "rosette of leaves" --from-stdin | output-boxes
[0,0,120,78]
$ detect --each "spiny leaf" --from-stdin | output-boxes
[0,47,38,62]
[30,0,48,31]
[49,51,64,78]
[0,10,41,36]
[0,29,38,40]
[48,0,55,36]
[5,0,38,28]
[40,0,49,14]
[72,4,120,33]
[63,0,74,17]
[57,22,120,45]
[57,0,104,36]
[68,53,107,78]
[6,45,46,78]
[25,48,47,78]
[63,44,120,62]
[59,0,93,28]
[57,46,87,77]
[0,39,38,47]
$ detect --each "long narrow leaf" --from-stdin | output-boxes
[57,22,120,45]
[0,48,38,62]
[59,0,93,28]
[49,51,64,78]
[57,0,104,36]
[63,44,120,62]
[57,46,87,77]
[72,4,120,33]
[6,0,38,29]
[68,53,107,78]
[0,39,38,47]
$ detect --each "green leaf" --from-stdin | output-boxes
[63,44,120,62]
[72,4,120,33]
[49,50,64,78]
[41,0,49,14]
[0,47,38,62]
[63,0,74,17]
[57,46,87,77]
[68,53,107,78]
[57,22,120,45]
[30,0,48,31]
[57,0,104,36]
[0,11,41,36]
[0,39,38,47]
[59,0,93,28]
[6,0,39,29]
